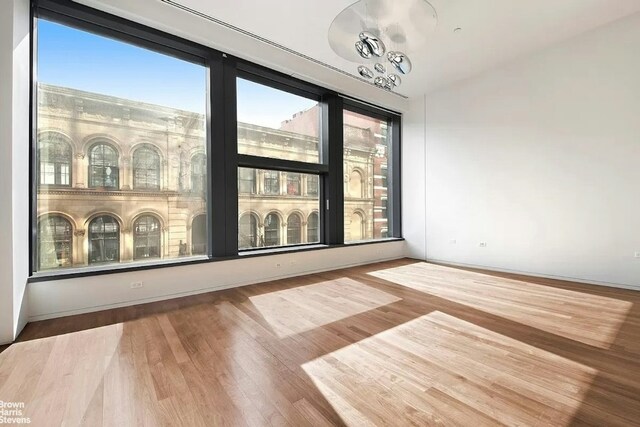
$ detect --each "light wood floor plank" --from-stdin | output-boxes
[0,258,638,426]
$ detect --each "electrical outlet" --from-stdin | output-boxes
[275,262,282,268]
[479,242,487,248]
[130,281,143,289]
[634,252,640,259]
[450,239,457,244]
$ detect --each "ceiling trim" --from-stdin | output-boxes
[159,0,408,100]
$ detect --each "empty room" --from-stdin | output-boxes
[1,0,639,425]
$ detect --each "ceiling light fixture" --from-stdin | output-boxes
[328,0,438,91]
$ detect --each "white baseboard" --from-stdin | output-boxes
[28,254,404,322]
[425,258,640,292]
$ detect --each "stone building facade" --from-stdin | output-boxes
[36,84,388,270]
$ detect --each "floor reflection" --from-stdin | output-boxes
[304,311,597,426]
[368,263,631,348]
[249,277,401,338]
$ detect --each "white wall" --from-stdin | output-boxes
[402,95,427,260]
[29,241,404,321]
[0,0,30,345]
[0,0,16,345]
[424,12,640,289]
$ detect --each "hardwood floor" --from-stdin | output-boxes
[1,259,639,426]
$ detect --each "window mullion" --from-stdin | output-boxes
[208,55,228,257]
[322,93,344,245]
[390,115,402,238]
[222,57,239,256]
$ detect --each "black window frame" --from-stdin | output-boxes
[28,0,402,281]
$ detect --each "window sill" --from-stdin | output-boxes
[27,238,404,283]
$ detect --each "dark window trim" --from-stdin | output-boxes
[29,0,403,280]
[238,155,329,174]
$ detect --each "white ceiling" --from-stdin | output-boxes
[168,0,640,96]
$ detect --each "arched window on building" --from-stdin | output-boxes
[191,153,206,193]
[264,170,280,195]
[38,134,72,186]
[307,212,319,243]
[350,212,364,241]
[264,213,280,247]
[89,215,120,264]
[349,169,363,198]
[37,215,72,269]
[134,215,161,260]
[239,213,258,249]
[133,145,160,190]
[287,173,301,195]
[89,143,119,188]
[192,214,207,255]
[287,213,302,245]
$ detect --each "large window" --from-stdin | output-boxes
[31,2,400,278]
[237,78,320,163]
[238,169,320,249]
[38,133,72,186]
[343,109,393,242]
[37,215,72,269]
[133,145,161,190]
[89,215,120,264]
[34,15,208,273]
[236,76,327,251]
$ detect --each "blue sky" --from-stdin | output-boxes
[38,19,317,129]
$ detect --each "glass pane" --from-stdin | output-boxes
[238,168,320,249]
[237,78,320,163]
[343,110,390,242]
[35,18,209,272]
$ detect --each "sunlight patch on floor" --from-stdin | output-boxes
[303,311,597,426]
[367,263,631,348]
[249,277,401,338]
[0,323,124,426]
